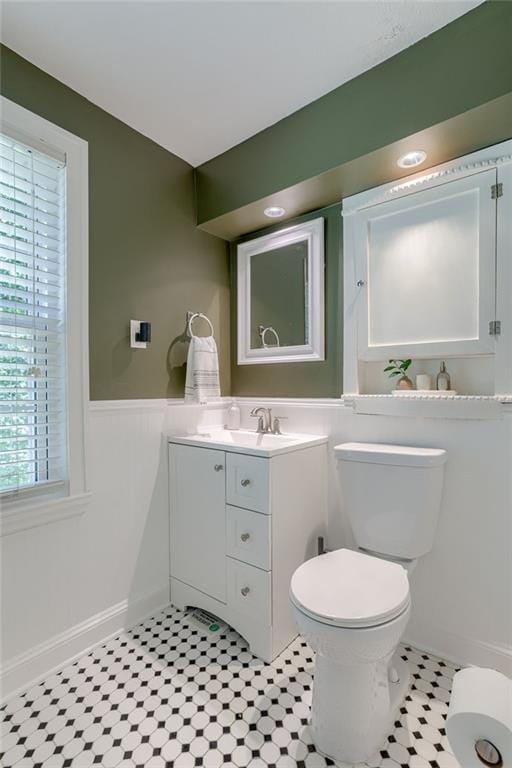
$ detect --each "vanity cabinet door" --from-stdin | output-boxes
[169,444,226,603]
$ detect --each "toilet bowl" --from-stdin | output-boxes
[290,547,411,764]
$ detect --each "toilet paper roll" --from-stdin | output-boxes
[446,667,512,768]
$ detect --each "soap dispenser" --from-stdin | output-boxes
[436,361,451,391]
[226,402,241,430]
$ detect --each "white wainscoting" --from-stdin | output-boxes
[2,395,510,702]
[235,397,512,676]
[0,399,228,703]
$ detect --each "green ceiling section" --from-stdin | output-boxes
[196,1,512,226]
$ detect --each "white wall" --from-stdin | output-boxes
[236,398,512,675]
[0,399,227,701]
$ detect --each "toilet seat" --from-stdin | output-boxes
[290,548,410,629]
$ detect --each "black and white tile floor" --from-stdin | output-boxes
[1,606,461,768]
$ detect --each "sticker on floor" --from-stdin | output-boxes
[186,606,227,634]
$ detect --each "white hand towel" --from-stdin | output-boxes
[185,335,221,404]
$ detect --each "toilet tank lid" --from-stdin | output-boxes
[334,442,447,467]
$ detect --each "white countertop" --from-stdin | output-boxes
[167,429,328,457]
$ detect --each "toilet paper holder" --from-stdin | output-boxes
[475,739,503,767]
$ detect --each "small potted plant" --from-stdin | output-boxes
[384,359,413,390]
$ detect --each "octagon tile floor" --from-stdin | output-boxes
[1,606,462,768]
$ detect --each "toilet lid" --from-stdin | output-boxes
[290,548,410,629]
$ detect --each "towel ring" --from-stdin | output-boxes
[188,312,214,338]
[258,325,280,348]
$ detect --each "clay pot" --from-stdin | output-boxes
[396,375,414,390]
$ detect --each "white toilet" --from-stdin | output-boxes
[290,441,447,764]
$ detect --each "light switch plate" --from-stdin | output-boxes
[130,320,147,349]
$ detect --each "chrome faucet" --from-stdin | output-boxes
[250,406,272,433]
[250,407,287,434]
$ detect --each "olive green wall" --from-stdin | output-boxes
[231,205,342,398]
[196,1,512,225]
[0,44,230,400]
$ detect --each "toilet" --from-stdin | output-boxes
[290,442,447,764]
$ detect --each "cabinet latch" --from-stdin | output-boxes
[489,320,501,336]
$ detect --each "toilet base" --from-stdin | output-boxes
[310,652,410,765]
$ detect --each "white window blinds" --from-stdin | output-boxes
[0,132,67,496]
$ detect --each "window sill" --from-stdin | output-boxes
[0,491,91,537]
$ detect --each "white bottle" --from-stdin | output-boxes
[226,402,241,430]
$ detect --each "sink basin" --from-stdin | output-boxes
[167,429,327,457]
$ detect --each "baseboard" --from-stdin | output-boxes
[0,585,170,704]
[404,623,512,676]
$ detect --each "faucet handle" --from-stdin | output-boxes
[272,416,287,435]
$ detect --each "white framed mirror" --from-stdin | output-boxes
[237,217,324,365]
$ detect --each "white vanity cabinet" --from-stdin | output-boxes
[168,437,327,661]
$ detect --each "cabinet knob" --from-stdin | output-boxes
[214,464,224,472]
[240,532,250,542]
[240,478,251,487]
[241,586,250,597]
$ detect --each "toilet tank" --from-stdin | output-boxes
[335,442,447,560]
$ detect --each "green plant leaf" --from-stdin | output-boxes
[389,371,401,377]
[383,366,395,372]
[401,359,412,370]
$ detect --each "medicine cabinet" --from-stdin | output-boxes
[343,140,512,397]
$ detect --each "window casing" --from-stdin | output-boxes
[0,97,89,534]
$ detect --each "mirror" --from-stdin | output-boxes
[250,241,308,349]
[237,217,324,364]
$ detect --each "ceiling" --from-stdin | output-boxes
[0,0,482,167]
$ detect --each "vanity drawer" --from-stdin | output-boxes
[227,557,271,623]
[226,505,271,570]
[226,453,269,513]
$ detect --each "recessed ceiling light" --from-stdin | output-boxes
[264,206,286,218]
[397,150,427,168]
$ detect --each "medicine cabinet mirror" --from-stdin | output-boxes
[237,218,324,364]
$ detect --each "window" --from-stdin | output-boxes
[0,97,89,533]
[0,133,67,495]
